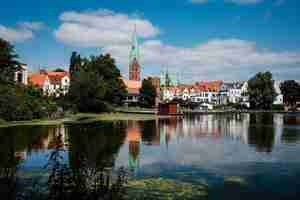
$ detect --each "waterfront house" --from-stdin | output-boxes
[14,63,28,85]
[273,80,284,105]
[122,79,142,104]
[29,69,70,96]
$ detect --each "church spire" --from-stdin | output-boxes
[129,24,141,81]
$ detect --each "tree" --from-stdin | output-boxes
[280,80,300,108]
[139,79,157,108]
[0,38,59,122]
[69,69,108,112]
[0,38,20,83]
[68,53,127,112]
[88,54,127,105]
[248,71,277,110]
[0,84,58,121]
[69,51,81,80]
[53,68,66,72]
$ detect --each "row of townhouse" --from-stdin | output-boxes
[161,81,222,104]
[218,81,249,106]
[162,80,286,107]
[29,69,70,97]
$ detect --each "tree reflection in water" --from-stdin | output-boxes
[0,147,18,200]
[0,122,128,200]
[1,114,300,200]
[248,114,275,152]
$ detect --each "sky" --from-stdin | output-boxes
[0,0,300,82]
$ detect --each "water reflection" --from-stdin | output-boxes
[0,114,300,199]
[0,122,128,200]
[116,114,300,175]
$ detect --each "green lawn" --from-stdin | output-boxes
[0,112,163,127]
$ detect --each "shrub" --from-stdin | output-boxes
[0,84,58,121]
[272,104,285,111]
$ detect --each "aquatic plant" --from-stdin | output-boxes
[125,178,208,200]
[45,132,128,200]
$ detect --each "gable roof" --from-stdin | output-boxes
[29,74,48,87]
[122,79,142,95]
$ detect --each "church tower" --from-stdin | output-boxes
[129,25,141,81]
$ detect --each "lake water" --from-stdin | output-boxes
[1,113,300,199]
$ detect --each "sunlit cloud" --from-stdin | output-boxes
[54,9,160,47]
[0,21,45,43]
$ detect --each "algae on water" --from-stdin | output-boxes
[125,178,208,200]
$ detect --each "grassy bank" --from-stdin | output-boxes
[64,112,160,125]
[0,112,164,127]
[0,118,65,128]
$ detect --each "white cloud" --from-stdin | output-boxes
[55,8,300,81]
[103,39,300,81]
[54,9,160,47]
[0,21,44,42]
[18,21,45,31]
[0,25,33,42]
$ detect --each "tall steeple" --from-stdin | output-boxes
[129,24,141,81]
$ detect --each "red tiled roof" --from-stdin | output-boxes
[195,80,223,92]
[29,74,48,87]
[39,70,70,85]
[122,79,142,95]
[48,75,62,85]
[47,71,69,77]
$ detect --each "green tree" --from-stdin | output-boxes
[248,71,277,110]
[280,80,300,108]
[0,84,58,121]
[69,51,81,80]
[88,54,127,105]
[0,38,59,122]
[68,53,127,112]
[68,69,108,112]
[139,79,157,108]
[53,68,66,72]
[0,38,20,84]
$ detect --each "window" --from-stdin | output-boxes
[17,72,23,83]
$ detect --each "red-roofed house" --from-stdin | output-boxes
[29,69,70,96]
[122,79,142,103]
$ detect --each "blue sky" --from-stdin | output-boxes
[1,0,300,81]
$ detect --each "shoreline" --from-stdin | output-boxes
[183,110,300,115]
[0,112,167,128]
[1,110,299,128]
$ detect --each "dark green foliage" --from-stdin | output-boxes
[69,70,107,112]
[53,68,66,72]
[68,53,127,112]
[69,51,81,81]
[139,79,157,108]
[0,84,58,121]
[0,38,59,122]
[280,80,300,108]
[271,104,285,111]
[247,72,277,110]
[0,38,20,84]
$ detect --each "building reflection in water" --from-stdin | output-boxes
[122,114,300,172]
[0,125,67,165]
[0,125,67,198]
[126,121,141,173]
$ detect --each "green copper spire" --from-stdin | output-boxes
[129,24,140,65]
